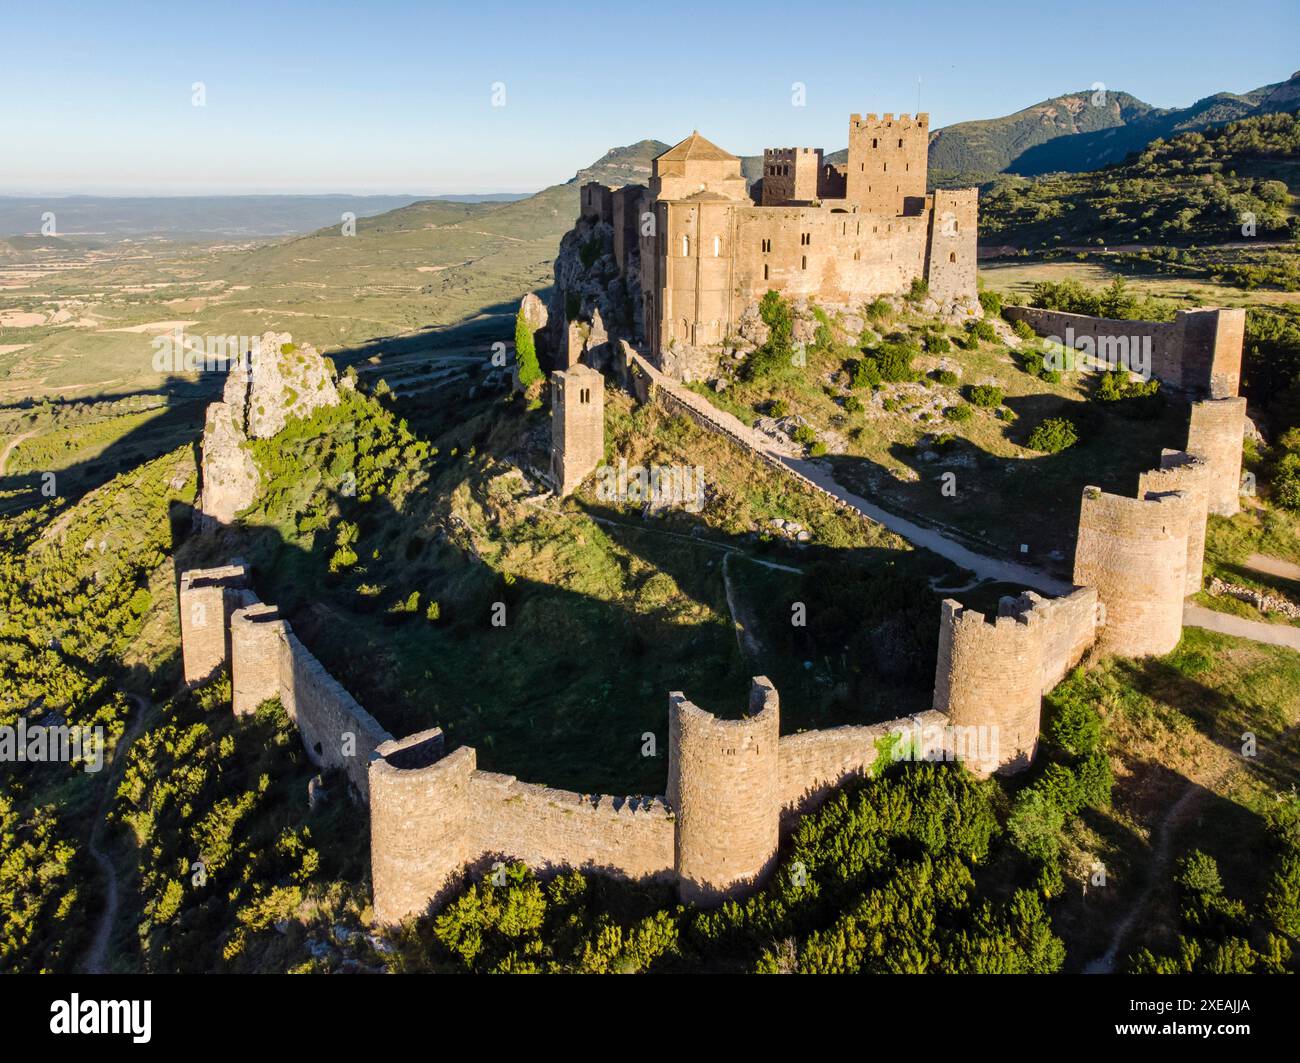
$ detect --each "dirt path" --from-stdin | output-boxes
[721,553,763,660]
[1245,552,1300,583]
[0,428,37,474]
[82,693,151,975]
[785,457,1071,595]
[1183,602,1300,650]
[1082,781,1209,974]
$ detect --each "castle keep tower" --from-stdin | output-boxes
[844,112,929,214]
[668,678,781,905]
[550,364,605,496]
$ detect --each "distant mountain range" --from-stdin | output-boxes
[927,71,1300,178]
[0,193,530,241]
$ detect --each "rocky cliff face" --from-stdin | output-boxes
[548,216,639,373]
[198,331,341,524]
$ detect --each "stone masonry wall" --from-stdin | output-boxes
[777,708,949,824]
[230,602,285,717]
[996,587,1099,695]
[1002,306,1245,396]
[279,629,393,802]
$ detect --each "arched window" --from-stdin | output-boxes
[713,235,721,257]
[800,255,807,270]
[579,387,590,403]
[681,234,689,257]
[949,251,957,263]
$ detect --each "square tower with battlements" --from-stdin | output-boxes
[551,364,605,496]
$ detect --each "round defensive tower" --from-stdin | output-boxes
[1139,451,1211,594]
[932,600,1043,777]
[667,677,780,906]
[368,730,468,925]
[1073,487,1189,657]
[1187,397,1247,517]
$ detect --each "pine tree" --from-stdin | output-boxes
[515,308,542,387]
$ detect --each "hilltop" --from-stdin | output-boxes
[929,71,1300,180]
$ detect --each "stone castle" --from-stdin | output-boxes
[180,301,1246,924]
[574,113,978,377]
[180,105,1251,925]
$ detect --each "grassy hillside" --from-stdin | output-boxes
[981,111,1300,252]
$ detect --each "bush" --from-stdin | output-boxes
[874,342,918,383]
[792,425,818,447]
[965,319,997,343]
[768,398,790,418]
[978,289,1002,316]
[926,332,952,354]
[968,384,1003,408]
[934,369,959,386]
[908,277,929,303]
[844,395,864,414]
[809,442,828,457]
[1026,417,1078,453]
[864,297,893,322]
[1012,319,1037,341]
[944,404,973,423]
[851,358,882,390]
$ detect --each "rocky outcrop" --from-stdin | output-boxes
[200,401,262,524]
[198,331,341,524]
[228,331,340,440]
[550,215,640,373]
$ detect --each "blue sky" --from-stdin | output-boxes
[1,0,1296,195]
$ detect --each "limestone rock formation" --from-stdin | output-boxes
[198,331,341,524]
[229,331,340,440]
[200,401,262,524]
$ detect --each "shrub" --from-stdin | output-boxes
[769,398,790,418]
[874,342,918,383]
[978,289,1002,316]
[965,319,996,343]
[1012,319,1037,341]
[944,404,973,423]
[792,425,818,447]
[907,277,929,303]
[844,395,864,414]
[864,297,892,322]
[809,442,828,457]
[968,384,1003,408]
[851,358,882,390]
[426,601,441,622]
[934,369,959,387]
[1026,417,1079,453]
